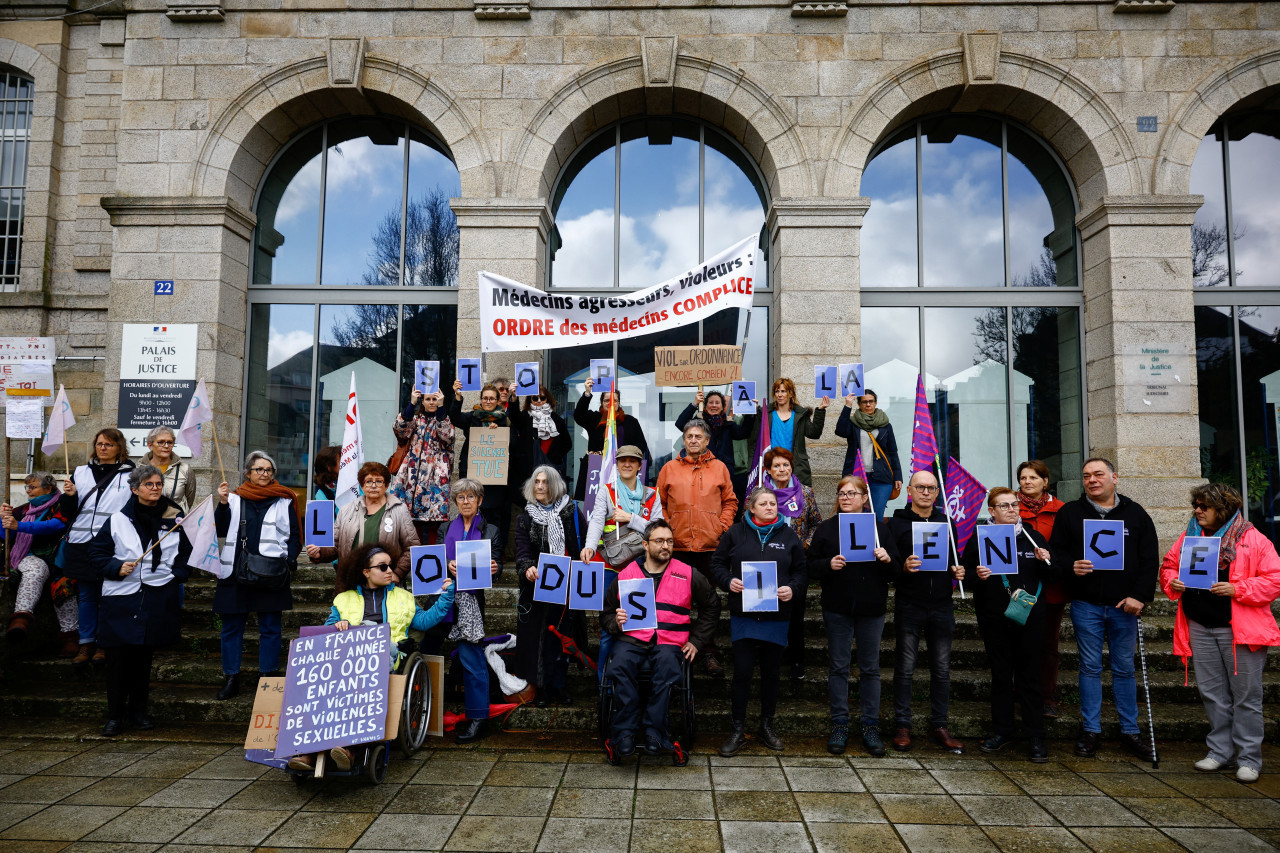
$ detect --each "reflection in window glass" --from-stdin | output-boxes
[1013,306,1083,500]
[1196,305,1241,493]
[1190,132,1229,288]
[315,305,400,474]
[406,132,462,288]
[254,127,322,285]
[921,117,1003,288]
[551,142,615,290]
[704,136,768,268]
[1226,130,1280,287]
[245,303,314,488]
[861,133,917,288]
[398,304,459,407]
[1007,125,1075,288]
[321,119,406,286]
[862,307,920,475]
[1237,305,1280,545]
[619,121,700,289]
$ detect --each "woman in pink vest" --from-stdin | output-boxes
[1159,482,1280,783]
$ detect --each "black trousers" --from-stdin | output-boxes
[785,583,808,668]
[977,606,1046,737]
[104,645,154,721]
[673,551,719,658]
[609,642,683,742]
[730,639,783,722]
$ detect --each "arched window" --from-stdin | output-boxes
[546,117,771,480]
[244,117,461,491]
[1191,106,1280,545]
[860,114,1085,497]
[0,70,33,291]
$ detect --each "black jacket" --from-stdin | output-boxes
[962,522,1058,621]
[508,407,573,484]
[833,410,903,485]
[806,514,901,618]
[709,519,806,622]
[572,394,650,499]
[447,396,511,486]
[602,557,722,651]
[1049,493,1159,606]
[674,404,751,474]
[887,505,960,606]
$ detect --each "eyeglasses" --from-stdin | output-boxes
[368,562,394,572]
[1191,502,1210,511]
[362,479,385,487]
[837,490,867,498]
[646,537,675,546]
[249,467,274,475]
[911,485,939,494]
[151,439,174,447]
[991,502,1020,511]
[139,481,165,490]
[858,399,876,406]
[481,396,498,403]
[94,441,117,449]
[456,493,478,501]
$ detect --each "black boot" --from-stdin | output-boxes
[455,718,489,745]
[216,674,240,701]
[719,722,747,757]
[757,717,785,752]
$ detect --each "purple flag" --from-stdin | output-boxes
[944,456,986,554]
[748,407,772,490]
[851,448,867,482]
[910,374,939,474]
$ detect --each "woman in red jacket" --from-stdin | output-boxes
[1017,460,1066,718]
[1160,483,1280,783]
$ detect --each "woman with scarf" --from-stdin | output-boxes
[1016,460,1068,718]
[442,478,502,744]
[450,380,511,555]
[390,389,455,545]
[711,486,807,756]
[763,448,822,685]
[3,472,75,655]
[515,465,588,707]
[213,451,301,701]
[572,379,650,501]
[140,427,197,511]
[510,384,572,482]
[1160,482,1280,783]
[308,462,419,590]
[742,378,829,488]
[58,428,137,668]
[89,465,191,736]
[675,390,750,466]
[834,389,902,520]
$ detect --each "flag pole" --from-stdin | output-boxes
[208,416,227,487]
[934,453,965,599]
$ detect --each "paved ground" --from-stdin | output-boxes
[0,725,1277,852]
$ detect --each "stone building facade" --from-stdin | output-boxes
[2,0,1279,547]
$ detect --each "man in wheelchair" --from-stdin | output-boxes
[603,520,721,760]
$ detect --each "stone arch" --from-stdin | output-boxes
[1156,48,1280,196]
[827,49,1142,211]
[506,54,816,202]
[192,55,496,211]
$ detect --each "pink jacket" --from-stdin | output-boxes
[1159,527,1280,669]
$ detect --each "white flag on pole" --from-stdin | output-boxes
[41,385,76,455]
[175,495,227,578]
[178,378,213,457]
[335,372,364,509]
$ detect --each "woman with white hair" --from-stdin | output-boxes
[212,450,301,700]
[140,426,197,511]
[514,465,588,707]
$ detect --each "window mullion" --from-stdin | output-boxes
[613,124,622,289]
[316,122,328,286]
[399,123,410,286]
[1221,122,1238,287]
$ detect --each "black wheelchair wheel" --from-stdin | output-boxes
[399,652,432,758]
[596,677,612,743]
[365,743,388,784]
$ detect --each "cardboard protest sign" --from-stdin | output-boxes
[304,501,335,548]
[590,359,615,393]
[274,623,391,759]
[533,554,571,605]
[839,363,865,398]
[839,512,877,562]
[414,360,440,395]
[410,545,448,596]
[619,577,657,632]
[424,655,445,736]
[912,521,950,571]
[514,362,540,396]
[569,560,605,611]
[455,540,492,591]
[1178,536,1220,590]
[815,365,838,399]
[977,524,1018,575]
[468,426,510,484]
[244,676,286,750]
[732,381,757,415]
[741,561,779,613]
[457,358,482,392]
[654,345,743,386]
[1083,519,1125,570]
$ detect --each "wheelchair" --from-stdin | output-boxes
[283,646,434,785]
[596,648,696,766]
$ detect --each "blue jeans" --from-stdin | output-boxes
[868,481,893,521]
[824,611,885,728]
[220,611,283,675]
[598,629,616,683]
[893,599,954,729]
[78,581,101,644]
[457,641,491,720]
[1071,600,1139,734]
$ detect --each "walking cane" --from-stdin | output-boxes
[1135,615,1160,769]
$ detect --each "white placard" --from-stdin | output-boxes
[119,324,198,381]
[5,397,43,439]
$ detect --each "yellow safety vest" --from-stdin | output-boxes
[332,586,416,648]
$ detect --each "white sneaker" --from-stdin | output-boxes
[1236,765,1259,783]
[1195,756,1227,772]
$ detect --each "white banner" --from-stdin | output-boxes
[335,373,364,509]
[479,234,758,352]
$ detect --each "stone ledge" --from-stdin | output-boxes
[450,198,552,236]
[99,196,256,241]
[0,291,109,312]
[165,0,225,22]
[1076,195,1203,241]
[766,197,871,236]
[1113,0,1175,13]
[475,1,530,20]
[791,1,847,18]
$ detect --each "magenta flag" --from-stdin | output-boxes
[944,456,986,554]
[851,448,867,482]
[910,374,939,474]
[749,407,772,489]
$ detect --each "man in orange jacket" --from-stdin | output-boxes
[657,419,737,676]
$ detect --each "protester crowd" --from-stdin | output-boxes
[4,375,1279,786]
